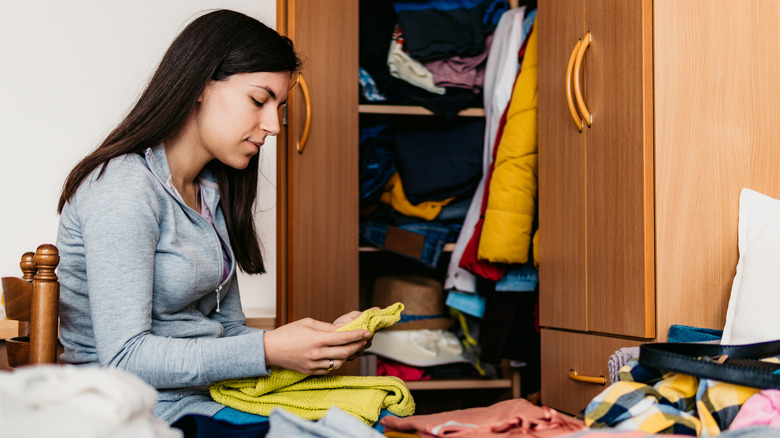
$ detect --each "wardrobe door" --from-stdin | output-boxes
[654,0,780,335]
[276,0,360,326]
[584,0,655,338]
[538,0,587,331]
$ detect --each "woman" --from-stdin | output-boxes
[55,9,370,424]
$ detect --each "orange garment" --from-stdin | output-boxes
[381,398,585,437]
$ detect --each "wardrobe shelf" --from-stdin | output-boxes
[359,104,485,118]
[0,320,15,340]
[359,243,456,253]
[405,378,513,391]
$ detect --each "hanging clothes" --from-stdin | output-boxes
[444,7,533,293]
[478,20,538,265]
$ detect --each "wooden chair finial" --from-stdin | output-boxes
[29,244,60,364]
[20,252,36,282]
[34,244,59,282]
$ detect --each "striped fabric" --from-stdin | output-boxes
[583,359,760,436]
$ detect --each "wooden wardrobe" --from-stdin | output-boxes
[538,0,780,413]
[275,0,360,324]
[275,0,523,398]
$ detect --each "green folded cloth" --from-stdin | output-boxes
[210,302,415,424]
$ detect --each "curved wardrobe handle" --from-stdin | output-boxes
[568,369,607,386]
[296,73,312,154]
[566,38,583,132]
[573,32,592,127]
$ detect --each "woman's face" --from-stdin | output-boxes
[194,71,291,169]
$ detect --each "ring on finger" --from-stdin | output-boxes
[327,358,334,372]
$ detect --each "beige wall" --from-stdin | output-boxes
[0,1,278,318]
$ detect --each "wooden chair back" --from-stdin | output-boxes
[1,244,60,367]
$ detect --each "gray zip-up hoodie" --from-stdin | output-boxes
[56,145,270,423]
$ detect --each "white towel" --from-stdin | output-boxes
[0,364,181,438]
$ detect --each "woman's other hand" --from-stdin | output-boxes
[263,317,370,374]
[333,308,378,361]
[332,310,363,328]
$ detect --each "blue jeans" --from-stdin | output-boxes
[360,220,461,268]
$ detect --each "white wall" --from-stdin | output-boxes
[0,1,278,318]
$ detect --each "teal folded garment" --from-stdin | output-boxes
[668,324,723,343]
[445,290,485,318]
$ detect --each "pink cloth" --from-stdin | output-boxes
[380,398,585,437]
[424,34,493,93]
[730,389,780,430]
[562,432,688,437]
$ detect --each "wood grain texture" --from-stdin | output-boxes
[1,245,60,367]
[654,0,780,337]
[540,329,641,415]
[538,0,588,331]
[584,0,654,338]
[278,0,360,327]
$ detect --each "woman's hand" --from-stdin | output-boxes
[332,310,363,328]
[333,308,377,361]
[263,317,371,375]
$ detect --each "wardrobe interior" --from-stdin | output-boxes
[355,0,541,413]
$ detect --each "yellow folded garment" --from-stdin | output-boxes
[210,302,415,424]
[380,172,454,221]
[338,302,404,333]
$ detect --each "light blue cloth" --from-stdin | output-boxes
[57,145,268,423]
[495,264,538,292]
[359,67,387,102]
[445,290,486,318]
[267,406,385,438]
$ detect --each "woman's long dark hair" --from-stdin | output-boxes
[58,9,301,274]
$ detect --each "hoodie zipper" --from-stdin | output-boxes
[146,149,234,313]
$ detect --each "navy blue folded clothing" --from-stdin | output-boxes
[393,0,487,61]
[360,124,396,203]
[172,414,270,438]
[393,118,484,204]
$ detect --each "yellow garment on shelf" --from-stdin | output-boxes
[478,20,538,265]
[380,172,454,221]
[210,303,415,424]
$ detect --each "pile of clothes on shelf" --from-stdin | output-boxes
[359,0,542,396]
[360,0,511,116]
[365,274,479,381]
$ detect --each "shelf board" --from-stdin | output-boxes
[359,104,485,118]
[359,243,455,253]
[405,378,513,391]
[0,320,17,340]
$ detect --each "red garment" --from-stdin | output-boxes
[458,89,511,280]
[381,398,586,437]
[458,37,531,281]
[377,357,431,381]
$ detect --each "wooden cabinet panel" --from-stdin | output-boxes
[540,0,780,415]
[276,0,360,326]
[540,329,641,415]
[538,0,587,332]
[539,0,654,338]
[653,0,780,335]
[585,0,654,338]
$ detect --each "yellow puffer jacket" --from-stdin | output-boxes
[478,21,538,266]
